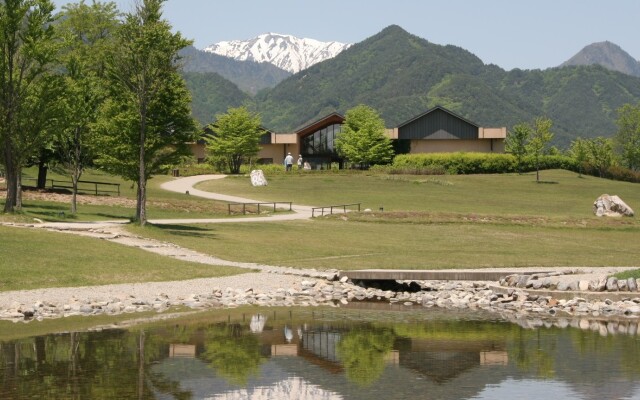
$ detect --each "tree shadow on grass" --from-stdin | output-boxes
[536,181,559,184]
[152,223,218,239]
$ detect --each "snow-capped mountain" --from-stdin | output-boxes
[203,33,351,74]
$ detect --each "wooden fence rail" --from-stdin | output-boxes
[227,201,293,215]
[311,203,361,218]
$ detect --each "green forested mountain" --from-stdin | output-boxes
[180,46,291,95]
[183,72,250,126]
[184,25,640,147]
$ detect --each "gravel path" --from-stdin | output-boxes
[0,175,331,312]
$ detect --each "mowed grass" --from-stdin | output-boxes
[0,226,247,292]
[1,168,229,222]
[132,169,640,270]
[197,170,640,218]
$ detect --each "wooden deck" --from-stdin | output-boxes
[340,269,550,282]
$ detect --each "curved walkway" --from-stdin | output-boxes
[151,174,314,224]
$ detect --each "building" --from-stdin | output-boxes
[195,106,506,169]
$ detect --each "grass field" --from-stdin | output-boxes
[2,169,639,286]
[0,167,230,222]
[130,169,640,270]
[0,225,246,291]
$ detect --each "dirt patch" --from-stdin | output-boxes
[21,188,138,207]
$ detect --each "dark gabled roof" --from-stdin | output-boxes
[294,112,345,136]
[396,106,479,129]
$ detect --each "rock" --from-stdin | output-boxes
[606,277,619,292]
[516,275,530,288]
[578,280,590,291]
[250,170,268,187]
[618,279,628,292]
[593,194,634,217]
[627,278,637,292]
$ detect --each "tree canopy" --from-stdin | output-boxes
[94,0,195,225]
[0,0,60,213]
[615,102,640,171]
[335,104,394,168]
[205,106,264,174]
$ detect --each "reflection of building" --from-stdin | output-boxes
[193,106,507,169]
[169,344,196,358]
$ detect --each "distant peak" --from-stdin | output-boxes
[203,33,351,73]
[561,41,640,77]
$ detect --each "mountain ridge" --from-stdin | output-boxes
[203,32,351,74]
[184,25,640,147]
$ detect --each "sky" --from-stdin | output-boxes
[52,0,640,71]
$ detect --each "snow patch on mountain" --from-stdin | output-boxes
[203,33,351,74]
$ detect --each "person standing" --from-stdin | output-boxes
[297,155,303,170]
[284,152,294,171]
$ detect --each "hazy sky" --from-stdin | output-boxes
[52,0,640,71]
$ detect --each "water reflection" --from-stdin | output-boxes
[1,309,640,399]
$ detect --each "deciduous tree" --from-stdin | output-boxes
[569,137,588,177]
[505,123,532,174]
[615,102,640,171]
[57,0,119,214]
[95,0,195,225]
[585,137,614,177]
[204,106,263,174]
[528,117,554,182]
[0,0,60,213]
[335,104,394,169]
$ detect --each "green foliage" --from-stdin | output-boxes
[241,25,640,148]
[205,106,263,174]
[569,137,589,176]
[0,0,60,212]
[584,137,615,177]
[615,102,640,171]
[337,327,395,386]
[201,324,265,386]
[528,117,555,182]
[56,0,119,214]
[182,71,250,126]
[335,105,394,168]
[95,0,196,224]
[391,153,576,175]
[505,123,532,173]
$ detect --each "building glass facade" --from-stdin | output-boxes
[300,123,343,169]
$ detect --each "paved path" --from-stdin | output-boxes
[152,174,314,224]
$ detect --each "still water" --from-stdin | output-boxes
[1,307,640,400]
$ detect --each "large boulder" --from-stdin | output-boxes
[250,169,268,187]
[593,194,634,217]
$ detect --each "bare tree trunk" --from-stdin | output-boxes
[138,330,145,400]
[3,138,17,213]
[16,169,22,211]
[71,128,83,215]
[137,112,147,225]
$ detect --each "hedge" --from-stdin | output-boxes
[390,153,577,175]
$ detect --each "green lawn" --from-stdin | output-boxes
[1,168,230,222]
[0,225,247,292]
[129,170,640,270]
[196,170,640,218]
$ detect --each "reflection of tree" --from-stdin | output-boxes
[510,330,556,379]
[337,327,395,387]
[201,323,265,386]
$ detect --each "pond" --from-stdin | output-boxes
[1,306,640,399]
